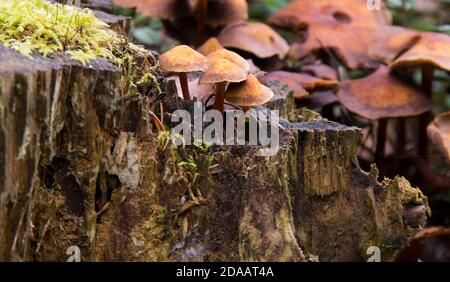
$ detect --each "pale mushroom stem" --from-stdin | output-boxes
[197,0,208,46]
[214,81,227,114]
[179,73,191,100]
[375,118,388,167]
[418,66,434,158]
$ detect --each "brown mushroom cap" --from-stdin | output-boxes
[261,71,337,100]
[203,0,248,26]
[197,37,223,56]
[225,75,274,107]
[337,66,432,120]
[269,0,391,31]
[135,0,195,19]
[159,45,210,73]
[206,49,250,73]
[199,58,247,84]
[369,26,420,64]
[217,22,289,59]
[427,112,450,164]
[390,32,450,72]
[289,24,380,70]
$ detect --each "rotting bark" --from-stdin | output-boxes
[0,9,430,262]
[284,120,430,261]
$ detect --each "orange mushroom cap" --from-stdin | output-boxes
[159,45,210,73]
[261,71,337,100]
[337,66,432,120]
[199,58,247,84]
[225,75,274,107]
[217,22,289,59]
[206,48,250,73]
[427,112,450,164]
[390,32,450,72]
[197,37,224,56]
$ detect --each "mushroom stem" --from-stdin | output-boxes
[197,0,208,46]
[418,66,434,158]
[178,73,191,100]
[375,118,388,167]
[214,81,227,114]
[396,118,406,156]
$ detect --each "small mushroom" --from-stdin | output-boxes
[199,57,248,113]
[197,37,223,56]
[337,66,432,166]
[160,45,210,100]
[427,112,450,165]
[389,32,450,157]
[261,71,338,100]
[217,22,289,59]
[225,75,274,113]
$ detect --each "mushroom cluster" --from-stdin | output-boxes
[143,0,450,193]
[159,44,273,114]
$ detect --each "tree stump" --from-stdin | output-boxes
[0,5,430,261]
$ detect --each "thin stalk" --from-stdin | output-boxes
[179,72,191,100]
[418,66,434,158]
[375,118,388,167]
[213,81,227,114]
[396,118,406,156]
[197,0,208,46]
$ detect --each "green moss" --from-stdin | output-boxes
[0,0,121,63]
[0,0,161,95]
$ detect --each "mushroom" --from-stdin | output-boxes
[197,37,223,56]
[199,56,248,113]
[217,22,289,60]
[160,45,210,100]
[337,66,432,166]
[261,71,338,100]
[427,112,450,165]
[225,74,274,113]
[389,32,450,157]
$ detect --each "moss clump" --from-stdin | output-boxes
[0,0,126,65]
